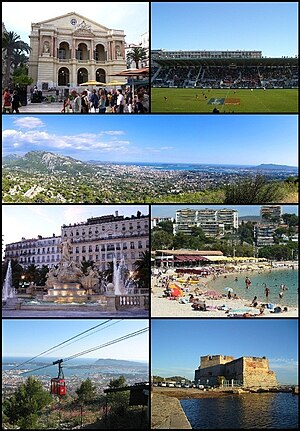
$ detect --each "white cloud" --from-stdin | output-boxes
[2,129,131,153]
[13,117,45,129]
[102,131,125,136]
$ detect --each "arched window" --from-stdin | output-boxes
[76,43,88,61]
[77,68,88,85]
[58,67,70,86]
[58,42,71,60]
[96,68,106,83]
[95,44,106,61]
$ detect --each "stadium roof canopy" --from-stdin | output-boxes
[153,57,298,67]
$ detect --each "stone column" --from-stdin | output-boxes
[105,282,116,312]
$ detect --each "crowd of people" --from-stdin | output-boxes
[61,86,150,114]
[2,87,22,113]
[152,64,298,89]
[2,85,149,114]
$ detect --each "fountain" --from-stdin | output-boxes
[113,255,128,295]
[3,240,147,315]
[2,261,16,301]
[43,239,100,303]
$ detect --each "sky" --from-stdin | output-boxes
[2,205,149,247]
[151,319,298,385]
[2,319,149,362]
[2,115,298,165]
[152,2,298,57]
[2,2,148,45]
[151,204,299,218]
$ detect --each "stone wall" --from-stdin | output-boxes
[151,393,191,429]
[242,357,277,388]
[194,355,277,389]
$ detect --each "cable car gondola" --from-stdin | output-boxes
[51,359,66,396]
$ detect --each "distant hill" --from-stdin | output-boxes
[94,358,147,368]
[2,151,97,175]
[2,154,23,163]
[254,164,298,171]
[239,215,261,222]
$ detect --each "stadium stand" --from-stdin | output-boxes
[151,51,298,89]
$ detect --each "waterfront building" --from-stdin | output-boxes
[254,224,276,246]
[174,208,238,237]
[194,354,277,389]
[153,249,224,267]
[260,205,282,223]
[28,12,126,90]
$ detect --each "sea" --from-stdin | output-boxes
[209,269,298,308]
[2,356,147,378]
[180,393,298,429]
[108,162,252,172]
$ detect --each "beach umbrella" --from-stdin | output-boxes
[79,80,106,86]
[224,287,234,292]
[106,80,127,87]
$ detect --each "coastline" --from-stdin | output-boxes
[151,391,192,429]
[151,262,298,318]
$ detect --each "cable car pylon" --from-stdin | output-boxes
[50,359,66,396]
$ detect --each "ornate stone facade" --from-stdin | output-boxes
[61,211,149,271]
[28,12,126,89]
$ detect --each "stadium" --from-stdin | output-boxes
[151,50,298,113]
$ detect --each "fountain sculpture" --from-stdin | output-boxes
[2,261,16,301]
[43,239,99,303]
[43,239,132,303]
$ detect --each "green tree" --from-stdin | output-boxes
[2,31,31,87]
[12,65,34,86]
[173,232,191,249]
[35,265,50,286]
[108,376,126,389]
[126,47,147,68]
[151,230,173,250]
[224,175,282,204]
[282,213,298,227]
[238,221,255,245]
[152,220,174,235]
[107,376,129,416]
[190,225,207,241]
[75,378,97,405]
[24,264,39,283]
[258,244,296,261]
[3,376,52,429]
[133,251,150,289]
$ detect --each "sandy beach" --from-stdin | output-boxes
[151,263,298,318]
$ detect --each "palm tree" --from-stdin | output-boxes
[24,264,39,284]
[81,260,95,275]
[126,47,147,69]
[2,31,31,87]
[133,251,150,289]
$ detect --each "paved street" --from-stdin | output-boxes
[2,309,149,318]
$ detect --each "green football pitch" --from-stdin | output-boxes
[151,88,298,113]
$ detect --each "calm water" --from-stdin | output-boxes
[181,393,298,429]
[209,269,298,307]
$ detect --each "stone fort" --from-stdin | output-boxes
[195,355,277,389]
